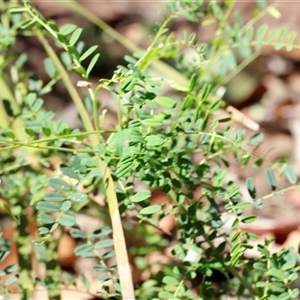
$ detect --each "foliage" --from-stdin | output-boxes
[0,0,300,299]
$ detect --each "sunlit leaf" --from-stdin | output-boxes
[248,132,264,146]
[80,45,99,62]
[162,276,179,285]
[115,162,132,179]
[95,239,114,248]
[70,229,86,239]
[88,227,112,238]
[158,291,174,298]
[86,53,100,76]
[265,168,276,191]
[74,244,93,257]
[60,24,77,36]
[38,213,55,225]
[58,214,75,226]
[246,177,256,199]
[4,275,18,286]
[141,118,163,127]
[154,96,177,108]
[37,201,61,213]
[48,178,72,191]
[255,0,267,9]
[44,192,65,202]
[69,193,88,202]
[287,31,297,51]
[131,190,151,203]
[69,28,83,46]
[145,135,165,147]
[60,165,79,179]
[267,6,281,19]
[61,200,72,211]
[140,205,161,215]
[235,202,253,210]
[241,215,257,224]
[44,57,57,78]
[285,165,297,184]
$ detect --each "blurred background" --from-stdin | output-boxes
[4,0,300,298]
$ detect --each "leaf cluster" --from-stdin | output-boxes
[0,0,300,299]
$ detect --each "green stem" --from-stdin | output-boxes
[59,0,139,54]
[209,49,261,111]
[0,141,92,153]
[231,40,300,51]
[59,0,188,86]
[0,129,113,146]
[256,185,299,202]
[262,257,271,298]
[202,0,236,81]
[213,50,260,91]
[240,1,280,35]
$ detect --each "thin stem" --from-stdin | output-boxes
[0,142,91,153]
[134,13,178,71]
[173,278,186,299]
[202,0,236,82]
[24,1,81,69]
[231,40,300,51]
[35,31,96,142]
[59,0,188,85]
[256,185,299,202]
[240,0,280,35]
[214,49,260,90]
[262,257,271,298]
[1,129,113,146]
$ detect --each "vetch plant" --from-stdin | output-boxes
[1,0,300,299]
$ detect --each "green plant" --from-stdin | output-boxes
[1,0,300,299]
